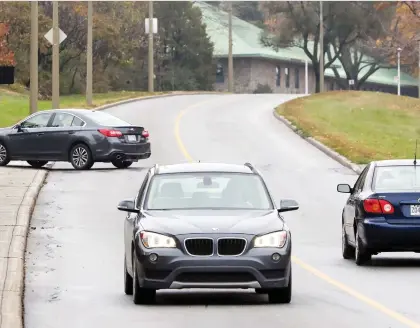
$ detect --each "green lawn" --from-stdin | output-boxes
[275,91,420,164]
[0,87,167,127]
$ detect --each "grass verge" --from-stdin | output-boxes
[275,90,420,164]
[0,87,167,127]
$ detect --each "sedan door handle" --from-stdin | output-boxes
[37,133,44,136]
[68,131,75,135]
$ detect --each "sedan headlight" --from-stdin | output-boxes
[254,231,287,248]
[139,231,176,248]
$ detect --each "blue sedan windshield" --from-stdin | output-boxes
[373,166,420,191]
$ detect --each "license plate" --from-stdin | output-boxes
[127,135,137,142]
[410,205,420,216]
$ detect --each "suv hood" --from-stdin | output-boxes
[139,209,284,235]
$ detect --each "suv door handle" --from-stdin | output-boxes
[68,131,75,135]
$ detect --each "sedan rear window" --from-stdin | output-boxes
[373,165,420,191]
[83,111,130,127]
[144,172,274,210]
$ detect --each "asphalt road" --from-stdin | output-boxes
[24,94,420,328]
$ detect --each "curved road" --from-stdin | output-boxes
[25,94,420,328]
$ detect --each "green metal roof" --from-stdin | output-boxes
[195,1,418,87]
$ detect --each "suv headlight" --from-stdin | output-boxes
[254,231,287,248]
[139,231,176,248]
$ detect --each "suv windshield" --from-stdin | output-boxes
[373,165,420,191]
[144,172,273,210]
[83,111,130,127]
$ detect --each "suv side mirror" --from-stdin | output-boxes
[337,184,352,193]
[278,199,299,213]
[14,124,23,132]
[117,199,139,213]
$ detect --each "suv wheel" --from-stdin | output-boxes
[70,144,93,170]
[132,256,156,304]
[268,268,292,304]
[27,160,48,169]
[0,142,10,166]
[124,254,133,295]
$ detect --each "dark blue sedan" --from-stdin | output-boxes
[337,159,420,266]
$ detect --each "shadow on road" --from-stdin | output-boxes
[6,164,147,172]
[148,290,272,306]
[370,257,420,268]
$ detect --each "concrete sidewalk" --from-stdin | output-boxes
[0,166,48,328]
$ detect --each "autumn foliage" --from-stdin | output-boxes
[0,23,15,66]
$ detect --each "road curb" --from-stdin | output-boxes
[0,169,48,328]
[93,91,229,111]
[272,110,363,175]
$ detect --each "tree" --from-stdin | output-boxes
[152,1,215,91]
[326,2,400,90]
[260,1,403,91]
[0,23,15,66]
[261,1,368,92]
[0,1,215,96]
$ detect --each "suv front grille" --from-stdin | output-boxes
[217,238,246,256]
[184,238,213,256]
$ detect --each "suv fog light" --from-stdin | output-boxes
[149,253,158,262]
[271,253,281,262]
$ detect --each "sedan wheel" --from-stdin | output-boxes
[27,160,48,169]
[355,229,371,266]
[70,144,93,170]
[342,224,355,259]
[0,143,10,166]
[132,257,156,305]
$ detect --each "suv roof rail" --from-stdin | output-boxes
[244,162,257,173]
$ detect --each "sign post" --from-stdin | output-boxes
[44,2,67,109]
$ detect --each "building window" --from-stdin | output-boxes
[285,68,290,88]
[330,81,334,90]
[294,68,299,89]
[275,66,280,86]
[216,63,224,83]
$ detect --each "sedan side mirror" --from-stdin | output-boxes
[337,184,352,193]
[278,199,299,213]
[117,199,139,213]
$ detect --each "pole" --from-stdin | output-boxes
[305,60,308,95]
[30,1,38,114]
[397,49,401,96]
[319,0,324,93]
[148,0,154,92]
[86,1,93,106]
[52,1,59,108]
[418,40,420,99]
[228,1,234,93]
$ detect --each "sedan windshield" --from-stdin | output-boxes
[144,172,273,210]
[373,165,420,191]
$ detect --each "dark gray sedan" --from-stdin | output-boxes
[0,109,151,170]
[118,162,299,304]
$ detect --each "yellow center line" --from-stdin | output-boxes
[173,99,420,328]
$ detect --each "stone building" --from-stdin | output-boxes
[196,2,419,97]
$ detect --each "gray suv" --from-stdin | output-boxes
[118,162,299,304]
